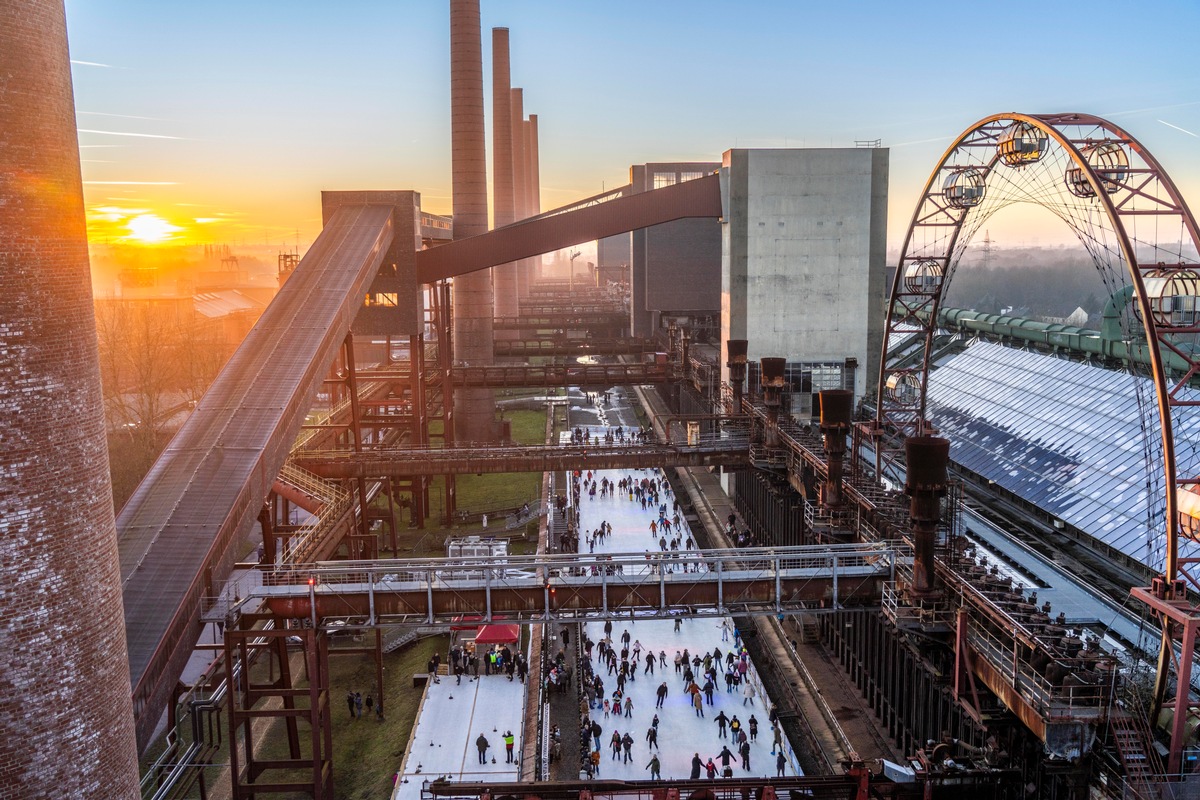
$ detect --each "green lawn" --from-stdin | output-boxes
[245,634,451,800]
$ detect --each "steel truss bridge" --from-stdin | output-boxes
[357,361,677,390]
[292,437,750,478]
[246,544,901,626]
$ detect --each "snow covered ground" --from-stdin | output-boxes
[572,465,800,781]
[391,672,527,800]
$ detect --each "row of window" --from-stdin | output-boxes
[652,171,708,190]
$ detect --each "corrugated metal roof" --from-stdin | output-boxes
[193,289,265,319]
[928,341,1200,572]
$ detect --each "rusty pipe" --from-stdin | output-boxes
[727,339,748,414]
[905,435,950,597]
[819,389,853,512]
[761,357,787,450]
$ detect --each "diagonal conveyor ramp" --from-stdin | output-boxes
[117,204,394,750]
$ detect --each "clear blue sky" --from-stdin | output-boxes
[65,0,1200,250]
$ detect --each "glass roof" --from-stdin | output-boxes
[927,341,1200,573]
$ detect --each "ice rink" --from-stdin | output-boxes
[571,466,800,781]
[389,454,799,799]
[391,671,527,800]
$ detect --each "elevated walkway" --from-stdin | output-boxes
[356,362,675,389]
[494,338,658,357]
[492,311,625,330]
[253,544,900,625]
[415,174,721,282]
[452,362,671,388]
[292,437,750,478]
[116,203,395,750]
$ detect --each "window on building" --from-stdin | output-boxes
[746,360,857,420]
[652,172,677,190]
[365,292,398,307]
[679,171,705,183]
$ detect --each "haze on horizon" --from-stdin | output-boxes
[65,0,1200,261]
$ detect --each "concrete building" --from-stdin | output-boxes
[619,163,723,337]
[720,148,889,407]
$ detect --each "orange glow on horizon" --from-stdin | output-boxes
[124,213,182,244]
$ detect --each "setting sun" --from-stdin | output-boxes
[125,213,181,244]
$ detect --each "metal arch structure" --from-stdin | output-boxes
[875,112,1200,772]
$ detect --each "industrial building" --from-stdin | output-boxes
[4,2,1200,800]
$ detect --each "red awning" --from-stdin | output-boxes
[450,614,484,631]
[474,624,519,645]
[451,613,509,631]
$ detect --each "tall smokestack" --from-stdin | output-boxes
[0,1,141,796]
[524,114,541,288]
[527,115,541,216]
[510,88,529,298]
[491,27,519,321]
[511,88,527,220]
[450,0,494,441]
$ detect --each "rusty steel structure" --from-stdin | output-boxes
[252,544,899,625]
[416,173,723,283]
[292,431,750,478]
[874,112,1200,776]
[0,1,142,794]
[50,90,1197,800]
[494,338,659,357]
[119,205,395,751]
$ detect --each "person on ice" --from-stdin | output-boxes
[645,725,658,750]
[476,733,489,764]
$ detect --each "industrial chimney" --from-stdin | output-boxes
[0,1,141,796]
[491,27,519,322]
[450,0,495,441]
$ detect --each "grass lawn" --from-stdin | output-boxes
[245,633,451,800]
[373,408,549,557]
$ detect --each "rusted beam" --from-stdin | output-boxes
[416,173,722,283]
[494,338,658,357]
[293,442,749,478]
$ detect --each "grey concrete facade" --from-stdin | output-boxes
[626,163,722,336]
[720,148,888,403]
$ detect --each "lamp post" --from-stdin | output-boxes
[569,250,581,295]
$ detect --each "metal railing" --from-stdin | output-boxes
[964,621,1113,717]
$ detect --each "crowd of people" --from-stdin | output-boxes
[562,464,793,780]
[445,643,529,684]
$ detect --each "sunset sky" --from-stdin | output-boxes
[65,0,1200,253]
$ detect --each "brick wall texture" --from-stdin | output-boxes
[0,2,141,797]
